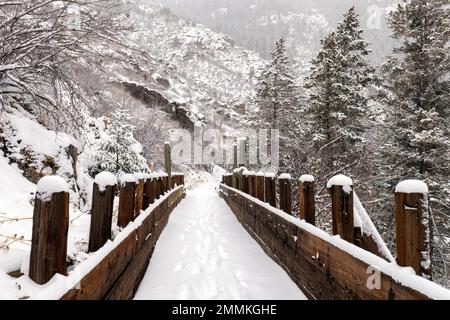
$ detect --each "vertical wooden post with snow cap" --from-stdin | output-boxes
[162,173,169,193]
[149,176,157,204]
[242,170,249,194]
[265,173,276,207]
[279,173,292,214]
[30,176,70,284]
[255,171,265,201]
[247,171,255,197]
[118,174,136,228]
[395,180,432,278]
[89,172,117,252]
[328,174,354,243]
[134,174,145,219]
[164,142,172,189]
[156,176,163,199]
[232,169,238,189]
[143,175,152,210]
[299,175,316,226]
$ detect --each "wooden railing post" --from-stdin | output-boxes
[30,176,69,284]
[134,174,145,218]
[242,170,249,194]
[149,177,157,203]
[264,173,276,207]
[89,172,117,252]
[328,174,354,243]
[247,171,255,197]
[395,180,431,278]
[118,174,136,228]
[232,169,239,189]
[156,176,163,199]
[255,171,265,201]
[162,174,169,194]
[164,142,172,189]
[237,167,246,191]
[299,175,315,226]
[279,174,292,214]
[143,175,152,210]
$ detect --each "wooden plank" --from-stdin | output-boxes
[89,183,116,252]
[62,231,137,300]
[118,181,136,228]
[219,185,438,300]
[395,192,431,277]
[264,176,276,207]
[29,191,69,284]
[279,176,292,214]
[134,179,145,219]
[63,187,185,300]
[299,180,315,226]
[329,185,354,243]
[255,174,265,201]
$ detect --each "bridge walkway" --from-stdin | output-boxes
[134,171,307,300]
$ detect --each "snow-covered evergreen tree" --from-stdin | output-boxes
[303,6,374,175]
[255,37,299,129]
[89,105,149,177]
[254,37,301,172]
[378,0,450,285]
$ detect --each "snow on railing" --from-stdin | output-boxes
[29,170,185,286]
[221,172,431,278]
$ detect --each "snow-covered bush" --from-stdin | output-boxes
[88,105,149,177]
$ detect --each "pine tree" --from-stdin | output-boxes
[89,104,149,177]
[379,0,450,285]
[303,7,374,174]
[255,37,299,129]
[254,37,301,173]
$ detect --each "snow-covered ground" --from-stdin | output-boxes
[134,167,307,300]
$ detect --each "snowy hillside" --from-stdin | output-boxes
[97,0,266,133]
[160,0,398,75]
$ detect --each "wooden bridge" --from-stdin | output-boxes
[16,144,450,300]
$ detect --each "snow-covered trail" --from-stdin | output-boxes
[134,171,307,300]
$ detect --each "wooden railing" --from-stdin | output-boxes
[28,171,185,299]
[220,171,449,300]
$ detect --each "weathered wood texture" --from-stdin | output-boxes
[134,179,145,219]
[89,183,116,252]
[255,175,265,201]
[264,176,276,207]
[329,185,354,243]
[395,192,431,278]
[162,176,169,194]
[219,185,435,300]
[30,191,69,284]
[156,177,163,199]
[118,181,136,228]
[142,179,152,210]
[62,186,185,300]
[299,180,315,226]
[279,176,292,214]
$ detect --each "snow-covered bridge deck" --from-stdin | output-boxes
[134,175,307,300]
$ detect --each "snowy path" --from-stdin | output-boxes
[134,173,307,300]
